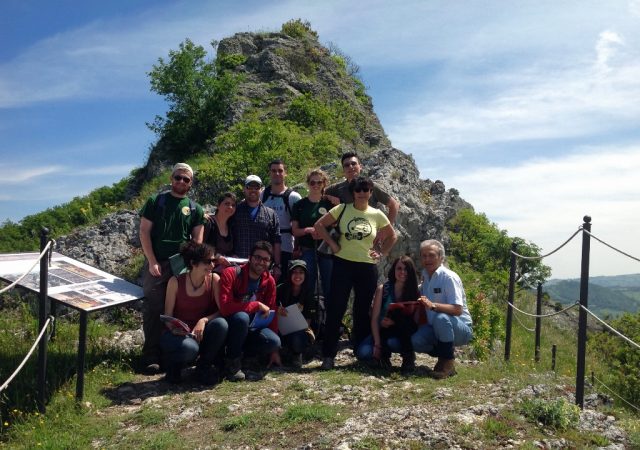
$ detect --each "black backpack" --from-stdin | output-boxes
[154,191,196,226]
[261,186,294,232]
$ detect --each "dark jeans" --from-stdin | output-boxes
[282,329,313,354]
[159,317,228,367]
[322,257,378,358]
[225,312,281,359]
[142,260,172,365]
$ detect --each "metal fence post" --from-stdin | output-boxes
[504,242,517,361]
[535,282,542,362]
[37,227,50,413]
[575,216,591,409]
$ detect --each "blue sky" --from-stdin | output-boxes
[2,0,640,279]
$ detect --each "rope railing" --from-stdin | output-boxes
[513,310,536,332]
[0,316,54,393]
[578,304,640,350]
[510,227,582,260]
[0,240,54,295]
[504,297,579,318]
[582,229,640,263]
[592,374,640,413]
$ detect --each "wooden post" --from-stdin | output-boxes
[37,227,50,413]
[535,283,542,362]
[504,242,517,361]
[575,216,591,409]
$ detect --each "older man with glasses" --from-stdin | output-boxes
[325,151,400,225]
[139,162,206,374]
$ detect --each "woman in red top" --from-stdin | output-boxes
[160,242,228,384]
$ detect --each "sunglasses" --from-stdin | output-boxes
[308,180,324,186]
[354,187,370,193]
[251,254,271,263]
[173,175,192,183]
[245,184,261,190]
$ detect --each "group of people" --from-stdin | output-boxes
[138,153,473,385]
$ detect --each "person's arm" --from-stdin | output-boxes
[218,268,261,316]
[164,276,179,316]
[375,224,397,257]
[314,210,340,253]
[386,197,400,225]
[191,224,204,244]
[140,217,161,277]
[211,272,221,310]
[370,285,384,359]
[419,296,462,316]
[292,219,315,238]
[265,277,279,333]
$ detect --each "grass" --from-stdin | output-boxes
[0,290,637,448]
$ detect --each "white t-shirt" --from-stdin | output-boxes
[262,188,302,253]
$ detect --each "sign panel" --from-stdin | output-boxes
[0,252,143,312]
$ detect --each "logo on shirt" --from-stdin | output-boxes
[181,206,191,216]
[345,217,372,241]
[318,207,327,215]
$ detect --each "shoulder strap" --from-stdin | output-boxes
[262,186,294,216]
[335,203,347,233]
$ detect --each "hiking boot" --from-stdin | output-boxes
[195,365,220,386]
[400,352,416,375]
[224,357,245,382]
[430,358,456,379]
[291,353,303,369]
[320,357,335,370]
[164,364,182,384]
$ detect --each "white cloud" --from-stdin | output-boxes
[0,166,62,185]
[445,147,640,278]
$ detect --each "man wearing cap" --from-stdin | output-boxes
[139,163,206,374]
[261,159,302,279]
[325,151,399,225]
[232,175,282,278]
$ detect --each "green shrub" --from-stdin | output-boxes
[281,19,318,39]
[519,398,580,430]
[590,312,640,407]
[216,53,247,71]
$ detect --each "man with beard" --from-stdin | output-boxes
[233,175,282,278]
[139,163,205,374]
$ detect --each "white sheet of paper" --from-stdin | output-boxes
[277,304,309,336]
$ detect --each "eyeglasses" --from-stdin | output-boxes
[343,161,358,168]
[251,254,271,263]
[308,180,324,186]
[173,175,191,183]
[354,187,370,193]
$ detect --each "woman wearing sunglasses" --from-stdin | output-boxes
[314,176,397,370]
[161,242,228,385]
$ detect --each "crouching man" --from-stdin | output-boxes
[412,239,473,378]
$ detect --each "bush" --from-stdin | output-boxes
[590,312,640,407]
[281,19,318,39]
[519,398,580,430]
[216,53,247,71]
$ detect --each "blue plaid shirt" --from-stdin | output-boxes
[232,201,281,258]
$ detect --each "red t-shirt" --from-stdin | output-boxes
[172,273,218,329]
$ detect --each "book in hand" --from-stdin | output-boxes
[160,314,194,337]
[386,301,423,316]
[250,309,275,330]
[277,304,309,336]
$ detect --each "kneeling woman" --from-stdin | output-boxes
[277,260,317,368]
[161,242,228,384]
[356,256,422,373]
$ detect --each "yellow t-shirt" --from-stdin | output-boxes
[329,203,390,264]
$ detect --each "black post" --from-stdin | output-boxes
[575,216,591,409]
[76,311,88,402]
[552,344,557,371]
[37,227,50,414]
[504,242,517,361]
[535,282,542,362]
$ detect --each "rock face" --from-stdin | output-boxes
[56,28,471,277]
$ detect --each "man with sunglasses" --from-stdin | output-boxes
[219,241,281,381]
[139,163,206,374]
[325,151,400,225]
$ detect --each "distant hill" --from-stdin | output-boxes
[544,274,640,318]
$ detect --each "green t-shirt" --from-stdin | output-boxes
[139,193,205,261]
[291,197,334,248]
[329,204,390,264]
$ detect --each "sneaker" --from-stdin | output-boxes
[143,363,162,375]
[320,357,335,370]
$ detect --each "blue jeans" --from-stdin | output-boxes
[160,317,228,367]
[300,248,333,301]
[356,334,403,360]
[282,329,313,354]
[411,312,473,357]
[226,312,281,359]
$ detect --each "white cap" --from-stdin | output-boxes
[245,174,262,186]
[172,163,194,177]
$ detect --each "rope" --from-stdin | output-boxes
[511,227,582,260]
[513,310,536,332]
[0,316,54,393]
[592,374,640,413]
[0,241,54,294]
[504,297,579,318]
[582,229,640,263]
[578,304,640,350]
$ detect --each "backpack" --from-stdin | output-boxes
[261,186,294,232]
[154,191,197,226]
